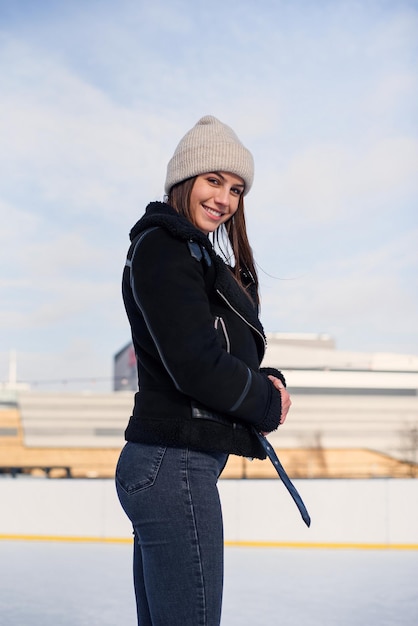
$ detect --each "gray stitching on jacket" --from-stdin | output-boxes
[128,227,183,392]
[229,368,252,412]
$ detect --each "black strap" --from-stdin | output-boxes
[253,429,311,527]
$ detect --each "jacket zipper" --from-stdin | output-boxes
[216,289,266,359]
[214,316,231,353]
[214,313,252,413]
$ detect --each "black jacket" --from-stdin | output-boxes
[122,202,285,459]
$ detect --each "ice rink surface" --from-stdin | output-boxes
[1,540,417,625]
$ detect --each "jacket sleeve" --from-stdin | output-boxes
[129,228,282,433]
[259,367,286,387]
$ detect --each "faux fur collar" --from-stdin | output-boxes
[129,201,266,358]
[130,202,211,251]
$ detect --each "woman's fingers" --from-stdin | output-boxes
[279,388,291,424]
[267,375,291,425]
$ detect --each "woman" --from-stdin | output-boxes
[116,115,291,626]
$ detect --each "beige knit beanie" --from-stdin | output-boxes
[164,115,254,195]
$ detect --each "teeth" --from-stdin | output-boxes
[205,206,222,217]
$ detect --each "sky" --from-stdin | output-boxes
[0,0,417,391]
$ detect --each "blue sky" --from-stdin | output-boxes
[1,0,417,390]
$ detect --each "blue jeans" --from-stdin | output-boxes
[115,442,228,626]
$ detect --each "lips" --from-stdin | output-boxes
[203,205,224,219]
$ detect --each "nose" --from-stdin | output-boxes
[214,186,230,207]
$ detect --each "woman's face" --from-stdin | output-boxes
[189,171,244,234]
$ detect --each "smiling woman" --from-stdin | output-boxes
[115,115,291,626]
[166,116,259,297]
[188,172,244,234]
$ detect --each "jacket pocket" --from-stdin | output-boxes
[115,442,166,495]
[214,316,230,353]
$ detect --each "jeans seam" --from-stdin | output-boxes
[183,447,207,626]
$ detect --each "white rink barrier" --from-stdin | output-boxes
[0,478,417,548]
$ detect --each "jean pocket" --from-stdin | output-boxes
[115,442,166,495]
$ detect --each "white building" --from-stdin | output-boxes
[2,334,417,478]
[262,333,418,468]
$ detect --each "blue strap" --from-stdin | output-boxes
[253,429,311,527]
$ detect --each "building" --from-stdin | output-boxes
[1,334,417,478]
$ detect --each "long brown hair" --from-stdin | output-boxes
[167,176,259,302]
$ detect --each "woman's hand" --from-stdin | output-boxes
[262,375,291,435]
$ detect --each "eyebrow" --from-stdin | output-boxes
[212,171,245,188]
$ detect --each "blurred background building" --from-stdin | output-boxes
[1,334,417,479]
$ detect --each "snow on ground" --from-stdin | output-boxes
[1,541,417,625]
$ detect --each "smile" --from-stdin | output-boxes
[203,205,224,219]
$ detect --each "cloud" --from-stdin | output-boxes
[261,228,418,354]
[1,0,417,389]
[0,36,179,217]
[364,71,417,120]
[0,338,114,391]
[0,276,119,329]
[269,136,418,222]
